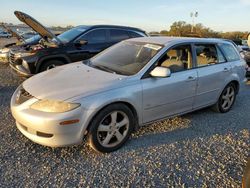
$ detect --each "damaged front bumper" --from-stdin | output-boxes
[9,63,33,77]
[0,48,10,63]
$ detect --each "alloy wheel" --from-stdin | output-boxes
[46,64,57,70]
[97,111,129,148]
[221,85,235,111]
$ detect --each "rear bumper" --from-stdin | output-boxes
[9,63,33,77]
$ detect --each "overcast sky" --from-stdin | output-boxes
[1,0,250,32]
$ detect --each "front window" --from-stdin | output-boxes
[157,44,193,72]
[82,29,107,44]
[57,26,88,43]
[89,41,162,75]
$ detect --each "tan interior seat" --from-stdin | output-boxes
[167,50,178,60]
[197,56,208,66]
[161,59,184,72]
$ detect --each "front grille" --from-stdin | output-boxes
[15,87,33,104]
[9,51,15,64]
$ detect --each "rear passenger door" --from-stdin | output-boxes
[193,43,232,109]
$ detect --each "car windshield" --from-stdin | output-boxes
[56,26,88,43]
[89,41,163,76]
[24,35,41,43]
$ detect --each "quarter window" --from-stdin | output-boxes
[109,29,129,41]
[219,43,240,61]
[157,45,193,73]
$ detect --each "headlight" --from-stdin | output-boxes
[0,48,10,53]
[22,60,29,70]
[30,99,80,113]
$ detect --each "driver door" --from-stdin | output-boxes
[141,44,198,123]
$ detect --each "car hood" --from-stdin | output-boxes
[23,62,129,101]
[14,11,62,44]
[1,24,23,42]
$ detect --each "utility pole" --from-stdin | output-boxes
[190,11,198,33]
[248,33,250,47]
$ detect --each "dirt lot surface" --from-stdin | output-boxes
[0,38,249,187]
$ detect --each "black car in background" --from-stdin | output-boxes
[9,11,148,77]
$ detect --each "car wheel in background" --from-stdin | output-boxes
[212,83,236,113]
[88,104,135,153]
[40,60,65,72]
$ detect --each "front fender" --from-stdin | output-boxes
[71,84,143,135]
[35,54,71,73]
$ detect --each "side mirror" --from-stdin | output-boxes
[150,67,171,78]
[75,40,88,47]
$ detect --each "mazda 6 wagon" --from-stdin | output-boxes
[11,37,246,153]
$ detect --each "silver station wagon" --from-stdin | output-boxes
[11,37,246,153]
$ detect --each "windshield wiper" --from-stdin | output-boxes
[84,60,127,75]
[93,64,117,73]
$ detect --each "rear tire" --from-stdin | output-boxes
[39,60,65,72]
[87,104,135,153]
[212,83,236,113]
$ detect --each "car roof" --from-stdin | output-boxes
[127,37,232,46]
[76,25,146,33]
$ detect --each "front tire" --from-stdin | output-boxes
[39,60,65,72]
[87,104,135,153]
[212,83,236,113]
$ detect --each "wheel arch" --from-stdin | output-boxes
[86,101,139,133]
[230,80,240,94]
[35,55,71,73]
[214,79,240,105]
[227,80,240,94]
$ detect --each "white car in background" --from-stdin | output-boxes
[0,31,12,38]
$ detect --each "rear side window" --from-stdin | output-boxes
[219,43,240,61]
[109,29,129,41]
[84,29,107,43]
[195,44,223,67]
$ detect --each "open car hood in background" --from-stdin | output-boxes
[1,24,24,42]
[14,11,62,44]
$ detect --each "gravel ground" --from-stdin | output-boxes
[0,39,249,187]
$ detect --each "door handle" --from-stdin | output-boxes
[186,76,196,81]
[223,67,230,72]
